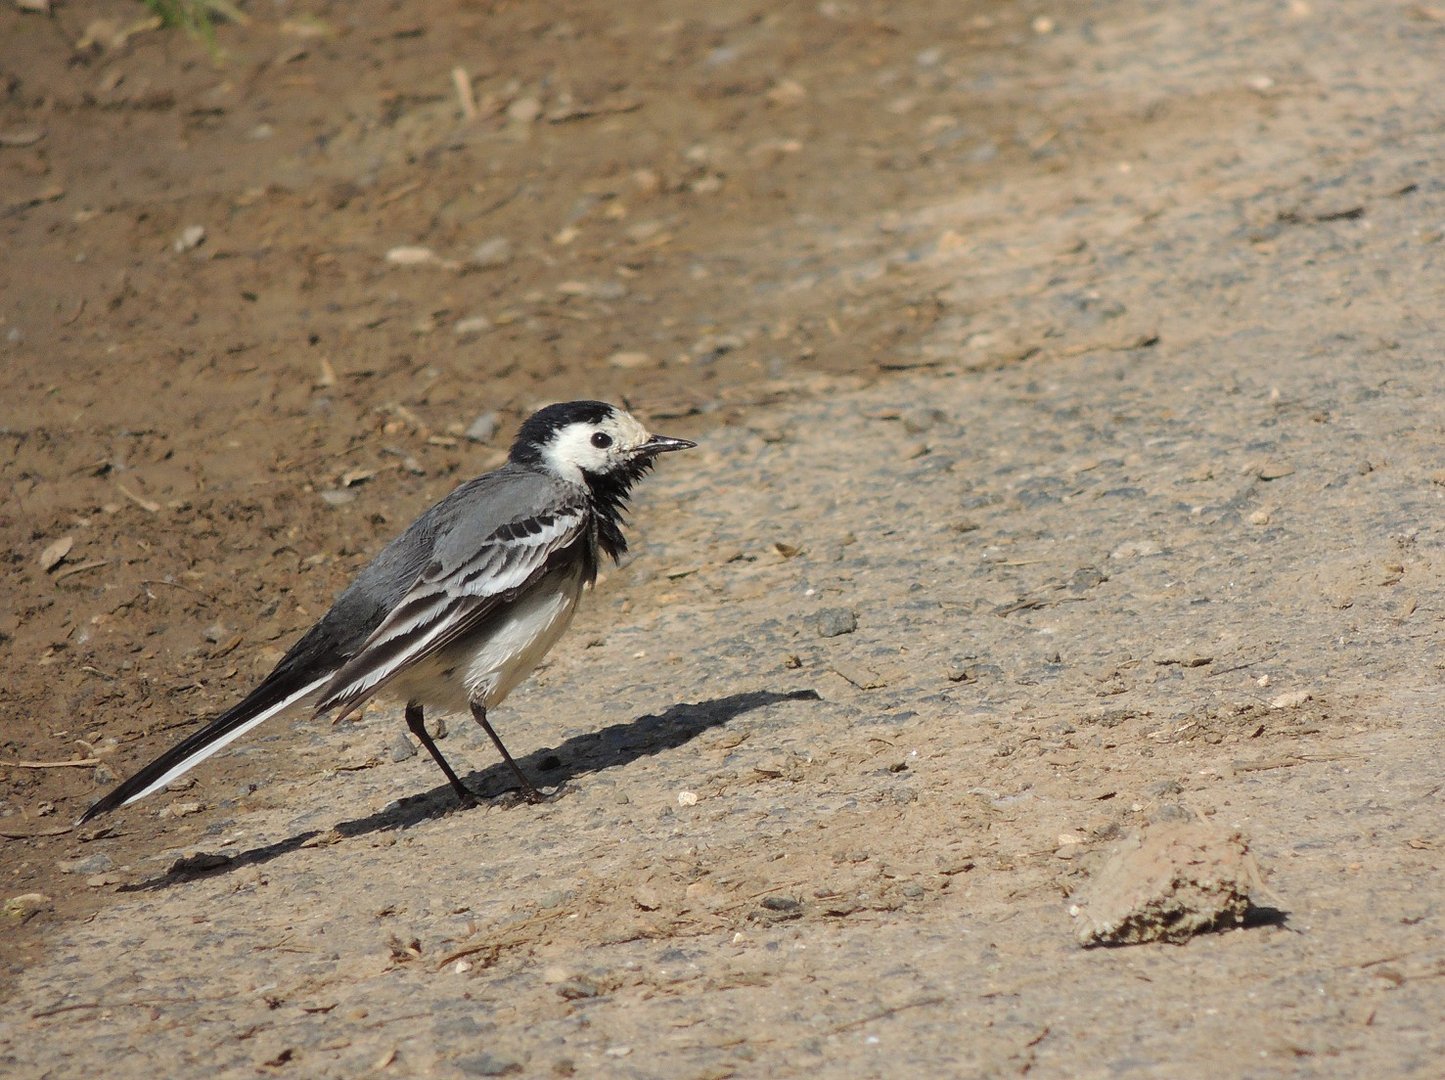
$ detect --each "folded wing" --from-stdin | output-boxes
[315,505,590,712]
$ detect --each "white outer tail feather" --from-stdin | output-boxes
[118,675,331,808]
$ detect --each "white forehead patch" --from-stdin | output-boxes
[541,409,652,483]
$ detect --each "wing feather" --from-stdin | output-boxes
[315,506,589,711]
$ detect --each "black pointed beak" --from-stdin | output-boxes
[640,434,697,455]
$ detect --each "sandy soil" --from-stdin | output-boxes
[2,0,1443,1076]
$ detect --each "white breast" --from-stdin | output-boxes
[387,564,586,715]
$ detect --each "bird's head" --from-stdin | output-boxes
[509,400,695,485]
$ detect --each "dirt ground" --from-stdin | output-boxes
[2,0,1443,1075]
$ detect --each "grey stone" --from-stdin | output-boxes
[56,853,113,875]
[456,1052,522,1076]
[814,608,858,637]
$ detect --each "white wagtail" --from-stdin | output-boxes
[80,401,695,821]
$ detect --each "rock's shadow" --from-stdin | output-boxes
[120,688,819,891]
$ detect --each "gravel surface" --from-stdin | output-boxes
[3,1,1444,1077]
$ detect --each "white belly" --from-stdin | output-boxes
[386,566,585,715]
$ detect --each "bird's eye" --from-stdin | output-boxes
[590,431,614,449]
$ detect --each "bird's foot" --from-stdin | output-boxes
[489,782,568,807]
[443,782,480,811]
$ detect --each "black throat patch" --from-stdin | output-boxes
[583,455,655,563]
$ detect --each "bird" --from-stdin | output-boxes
[79,400,695,822]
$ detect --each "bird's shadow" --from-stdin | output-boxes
[119,688,819,892]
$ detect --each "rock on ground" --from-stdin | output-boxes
[1071,822,1268,947]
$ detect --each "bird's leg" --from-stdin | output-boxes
[406,703,473,805]
[469,702,544,802]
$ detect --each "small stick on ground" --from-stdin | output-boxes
[0,758,101,768]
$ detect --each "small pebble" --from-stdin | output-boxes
[456,1051,524,1076]
[607,350,656,370]
[1111,540,1164,559]
[507,97,542,124]
[469,237,513,268]
[173,225,206,253]
[391,734,418,762]
[386,245,441,266]
[56,852,113,875]
[766,78,807,107]
[454,315,492,339]
[158,800,203,819]
[555,976,602,1000]
[3,893,53,921]
[814,608,858,637]
[1150,803,1194,824]
[691,334,743,364]
[38,535,74,572]
[464,412,499,443]
[760,895,802,915]
[902,407,948,433]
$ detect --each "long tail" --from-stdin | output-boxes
[79,674,330,822]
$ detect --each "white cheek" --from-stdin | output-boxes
[542,430,611,481]
[542,448,581,482]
